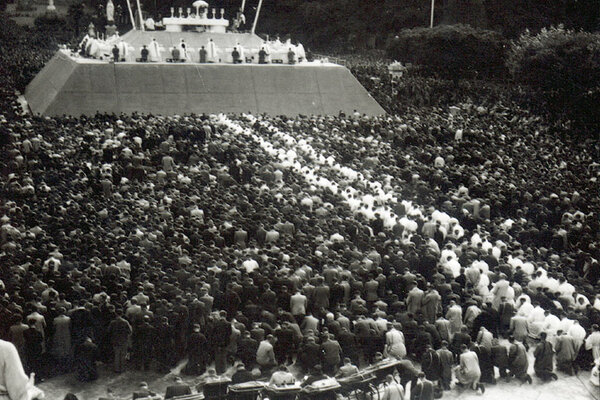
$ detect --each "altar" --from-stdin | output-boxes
[163,15,229,32]
[163,2,229,33]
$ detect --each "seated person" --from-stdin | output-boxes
[145,18,155,30]
[140,45,149,62]
[171,46,181,62]
[269,365,296,386]
[258,48,268,64]
[301,365,328,387]
[164,376,192,399]
[336,358,359,378]
[302,365,335,400]
[198,369,229,400]
[232,47,242,64]
[199,46,207,63]
[231,363,254,384]
[133,381,156,399]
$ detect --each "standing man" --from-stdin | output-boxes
[321,334,342,375]
[51,308,72,374]
[421,344,441,386]
[436,341,454,391]
[290,290,307,323]
[422,286,441,324]
[107,310,132,373]
[185,324,207,375]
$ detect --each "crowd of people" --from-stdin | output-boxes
[0,15,600,400]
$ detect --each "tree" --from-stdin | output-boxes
[68,2,86,37]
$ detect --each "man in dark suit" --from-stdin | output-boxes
[165,376,192,399]
[498,297,515,336]
[321,334,342,375]
[298,336,321,372]
[238,330,259,368]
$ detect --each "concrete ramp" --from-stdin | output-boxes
[25,51,385,117]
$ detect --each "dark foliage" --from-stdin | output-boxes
[385,24,507,80]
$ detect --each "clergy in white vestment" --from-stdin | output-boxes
[585,325,600,361]
[117,40,129,61]
[568,320,587,353]
[145,17,155,30]
[179,39,191,61]
[148,38,162,62]
[0,339,44,400]
[206,39,218,62]
[236,42,245,61]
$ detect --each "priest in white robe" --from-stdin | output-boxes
[0,339,44,400]
[236,42,245,62]
[148,38,162,62]
[207,39,218,62]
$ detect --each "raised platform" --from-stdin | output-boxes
[119,30,264,53]
[24,51,385,117]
